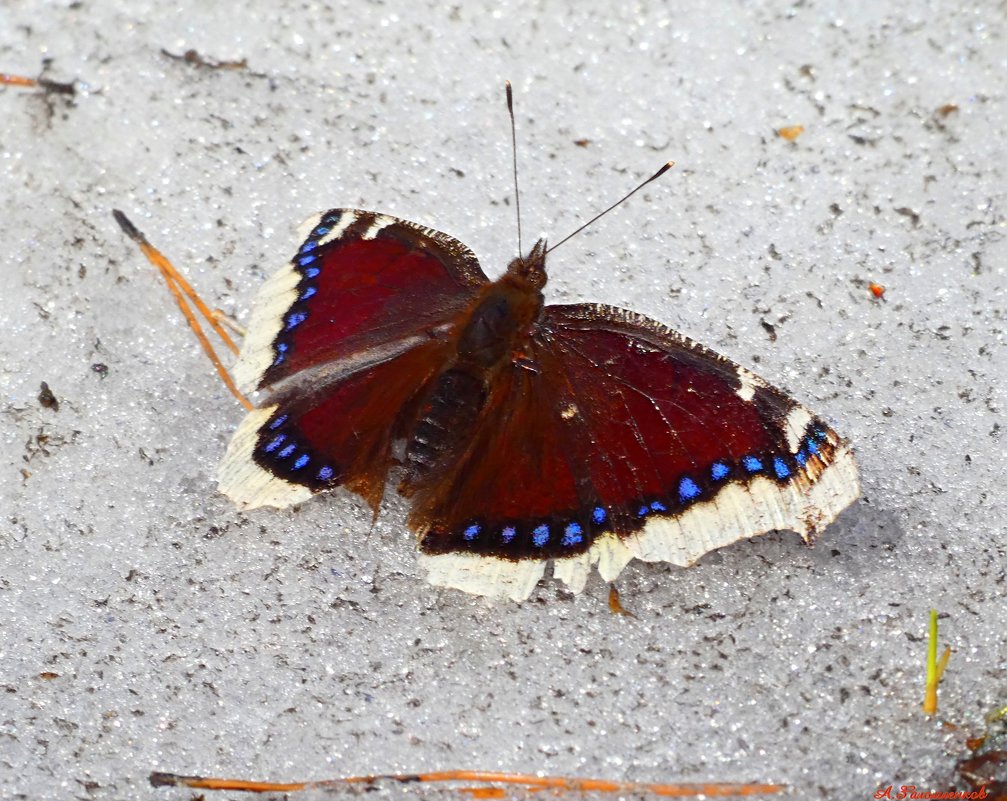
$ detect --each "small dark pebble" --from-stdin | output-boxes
[38,382,59,411]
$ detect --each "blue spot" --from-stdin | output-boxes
[650,500,667,512]
[292,454,309,470]
[773,457,791,479]
[501,526,516,543]
[592,507,607,525]
[711,461,730,481]
[278,443,296,459]
[812,427,827,442]
[268,414,288,430]
[298,254,317,267]
[276,342,289,353]
[272,352,286,367]
[300,286,317,301]
[304,266,321,279]
[285,310,308,331]
[795,449,808,467]
[532,524,550,547]
[263,434,285,453]
[742,456,763,473]
[637,505,649,518]
[318,465,334,481]
[463,524,480,541]
[314,225,331,237]
[679,477,701,502]
[562,522,583,546]
[300,240,318,253]
[807,439,820,456]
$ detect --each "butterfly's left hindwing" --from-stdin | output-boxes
[418,303,859,600]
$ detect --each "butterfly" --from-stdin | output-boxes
[215,196,860,601]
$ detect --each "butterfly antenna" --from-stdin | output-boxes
[505,80,524,256]
[545,161,675,255]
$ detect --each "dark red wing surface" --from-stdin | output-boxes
[232,209,488,394]
[534,303,801,525]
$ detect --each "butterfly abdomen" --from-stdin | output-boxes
[402,368,486,484]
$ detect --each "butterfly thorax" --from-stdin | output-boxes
[454,240,547,370]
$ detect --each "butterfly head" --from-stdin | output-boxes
[506,238,547,290]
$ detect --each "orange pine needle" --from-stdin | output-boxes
[1,72,38,88]
[150,770,785,797]
[1,72,75,94]
[459,788,507,799]
[112,210,252,411]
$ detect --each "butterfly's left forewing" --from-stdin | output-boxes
[537,303,860,571]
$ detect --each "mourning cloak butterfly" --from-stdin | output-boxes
[217,109,859,602]
[217,217,860,600]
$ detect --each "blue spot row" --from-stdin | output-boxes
[259,423,336,483]
[458,517,597,549]
[271,216,341,372]
[450,425,835,550]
